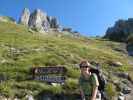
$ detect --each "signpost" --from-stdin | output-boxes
[33,66,67,74]
[33,66,67,83]
[34,75,66,83]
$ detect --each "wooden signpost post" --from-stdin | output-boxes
[33,66,67,83]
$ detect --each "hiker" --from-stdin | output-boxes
[79,60,100,100]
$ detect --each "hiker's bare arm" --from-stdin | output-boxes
[91,86,98,100]
[90,74,99,100]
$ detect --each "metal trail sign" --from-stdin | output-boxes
[32,66,67,83]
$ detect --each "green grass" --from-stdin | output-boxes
[0,21,132,98]
[105,83,116,100]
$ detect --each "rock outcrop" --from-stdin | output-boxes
[104,18,133,56]
[19,8,30,26]
[18,8,81,37]
[28,9,50,32]
[104,18,133,42]
[19,8,60,33]
[49,16,59,29]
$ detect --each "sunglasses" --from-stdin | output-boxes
[80,66,90,68]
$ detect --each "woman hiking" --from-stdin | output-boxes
[79,60,100,100]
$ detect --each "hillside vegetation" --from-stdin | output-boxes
[0,21,133,99]
[104,19,133,44]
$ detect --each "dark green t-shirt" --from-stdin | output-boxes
[79,73,99,97]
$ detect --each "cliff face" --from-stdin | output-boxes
[19,8,30,26]
[104,18,133,42]
[28,9,50,32]
[104,18,133,56]
[19,8,60,33]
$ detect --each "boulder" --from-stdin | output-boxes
[51,83,60,86]
[122,86,132,94]
[117,72,129,79]
[108,61,123,67]
[19,8,30,26]
[25,94,34,100]
[113,61,123,67]
[118,92,125,100]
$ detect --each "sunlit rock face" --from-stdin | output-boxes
[19,8,60,33]
[19,8,30,26]
[28,9,50,32]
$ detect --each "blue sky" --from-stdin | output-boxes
[0,0,133,36]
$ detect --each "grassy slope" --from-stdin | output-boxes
[0,21,133,98]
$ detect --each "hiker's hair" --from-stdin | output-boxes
[79,60,91,68]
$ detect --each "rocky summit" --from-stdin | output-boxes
[28,9,50,32]
[19,8,30,26]
[19,8,60,33]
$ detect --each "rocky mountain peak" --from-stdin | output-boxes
[19,8,61,33]
[28,8,49,32]
[19,8,30,26]
[33,9,47,18]
[18,8,80,37]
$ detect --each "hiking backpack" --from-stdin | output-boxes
[90,68,106,92]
